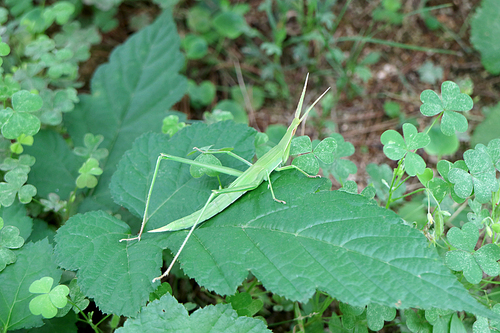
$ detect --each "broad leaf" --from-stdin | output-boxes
[58,172,496,318]
[64,10,187,212]
[116,293,271,333]
[0,239,61,331]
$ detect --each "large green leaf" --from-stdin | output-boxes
[24,130,83,199]
[54,211,165,317]
[56,173,495,318]
[470,0,500,75]
[65,10,186,212]
[116,293,271,333]
[0,239,61,331]
[110,121,256,231]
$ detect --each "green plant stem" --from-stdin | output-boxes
[425,114,442,135]
[390,188,426,202]
[386,159,403,209]
[67,299,103,333]
[336,36,458,55]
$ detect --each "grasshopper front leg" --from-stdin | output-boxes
[120,151,247,242]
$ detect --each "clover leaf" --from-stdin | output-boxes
[0,154,36,174]
[0,169,37,206]
[73,133,109,161]
[76,158,103,189]
[290,136,337,175]
[420,81,473,136]
[485,138,500,172]
[380,123,430,176]
[39,88,79,126]
[366,304,396,331]
[448,147,499,203]
[162,115,186,137]
[29,277,70,319]
[467,199,490,228]
[0,225,25,271]
[437,160,468,203]
[0,90,42,139]
[190,153,222,178]
[445,223,500,284]
[10,134,34,154]
[40,193,66,213]
[316,133,357,184]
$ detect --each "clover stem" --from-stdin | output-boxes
[425,113,442,135]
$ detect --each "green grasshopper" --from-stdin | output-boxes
[121,74,330,282]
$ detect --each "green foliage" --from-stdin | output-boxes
[470,0,500,75]
[0,224,24,271]
[0,1,499,331]
[29,276,70,319]
[65,10,187,212]
[381,123,430,176]
[446,223,500,284]
[116,293,271,333]
[420,81,473,136]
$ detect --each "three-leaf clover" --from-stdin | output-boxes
[74,133,109,161]
[40,193,67,213]
[316,133,357,184]
[0,90,43,139]
[0,168,37,206]
[420,81,473,136]
[39,88,79,125]
[448,146,499,204]
[190,152,222,178]
[445,222,500,284]
[380,123,430,176]
[0,154,36,174]
[10,134,34,154]
[162,115,186,137]
[76,158,103,188]
[29,277,70,319]
[366,304,396,331]
[290,136,337,175]
[0,223,25,271]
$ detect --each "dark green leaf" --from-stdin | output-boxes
[0,239,61,331]
[65,11,187,212]
[116,293,271,332]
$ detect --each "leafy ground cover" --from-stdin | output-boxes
[1,0,500,332]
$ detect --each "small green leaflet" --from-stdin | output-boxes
[0,90,42,139]
[29,276,70,319]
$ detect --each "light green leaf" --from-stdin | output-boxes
[65,11,187,213]
[0,239,61,331]
[116,293,271,333]
[380,129,406,160]
[0,168,36,206]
